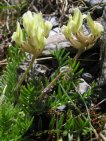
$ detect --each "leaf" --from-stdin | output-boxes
[49,115,55,129]
[58,114,64,129]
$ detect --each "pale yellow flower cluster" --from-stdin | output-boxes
[12,11,52,56]
[12,9,104,57]
[61,8,104,51]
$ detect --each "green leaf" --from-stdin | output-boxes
[49,115,56,129]
[58,114,64,129]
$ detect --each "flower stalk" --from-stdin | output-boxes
[15,54,36,91]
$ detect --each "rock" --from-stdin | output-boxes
[99,6,106,87]
[45,16,59,27]
[46,33,67,45]
[82,73,93,83]
[49,27,60,36]
[57,105,66,111]
[53,27,60,33]
[33,64,49,76]
[78,79,91,94]
[42,33,73,56]
[98,7,106,111]
[90,0,104,6]
[93,6,104,18]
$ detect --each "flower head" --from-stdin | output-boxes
[61,8,104,55]
[12,11,52,56]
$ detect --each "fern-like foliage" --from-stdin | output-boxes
[0,45,33,141]
[19,79,47,115]
[0,45,26,101]
[0,102,33,141]
[0,46,95,140]
[18,48,93,140]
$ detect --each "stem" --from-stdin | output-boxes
[72,82,99,140]
[14,55,36,104]
[99,132,106,141]
[16,55,36,90]
[39,66,71,100]
[39,71,62,100]
[59,81,83,115]
[74,50,84,60]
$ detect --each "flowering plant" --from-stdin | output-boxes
[12,11,52,93]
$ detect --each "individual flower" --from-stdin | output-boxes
[61,25,71,39]
[44,21,52,37]
[61,7,83,38]
[87,13,104,37]
[70,7,83,34]
[12,22,23,45]
[23,11,35,38]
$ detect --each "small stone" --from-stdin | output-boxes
[33,64,49,76]
[78,79,91,94]
[49,30,57,36]
[50,16,59,27]
[53,27,60,33]
[82,73,93,83]
[57,105,66,111]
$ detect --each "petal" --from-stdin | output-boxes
[87,13,104,36]
[87,13,95,35]
[61,25,70,39]
[94,22,104,36]
[23,11,34,36]
[44,21,52,37]
[12,22,23,45]
[34,12,44,29]
[72,8,83,33]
